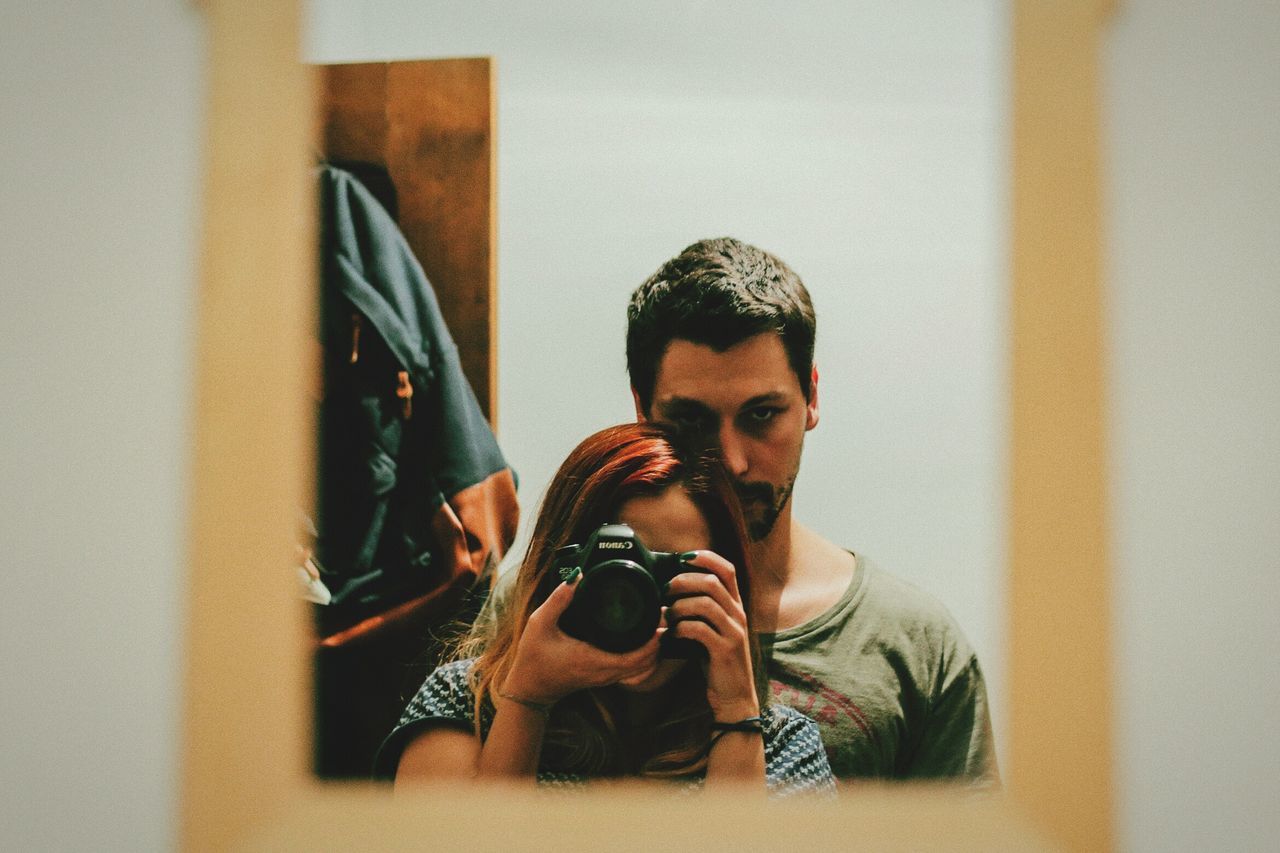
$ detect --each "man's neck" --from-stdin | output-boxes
[747,514,795,590]
[746,513,855,633]
[745,510,797,633]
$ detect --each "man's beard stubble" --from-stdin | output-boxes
[735,476,795,542]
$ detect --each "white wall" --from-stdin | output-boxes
[1104,2,1280,851]
[306,0,1011,762]
[0,2,205,850]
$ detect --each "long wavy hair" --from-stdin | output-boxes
[465,422,760,778]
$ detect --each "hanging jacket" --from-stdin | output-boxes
[315,164,518,640]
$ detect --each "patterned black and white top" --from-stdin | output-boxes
[376,659,836,798]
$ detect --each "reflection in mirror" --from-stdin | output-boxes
[304,2,1009,787]
[391,422,836,794]
[309,59,515,777]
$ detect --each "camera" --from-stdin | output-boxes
[554,523,704,658]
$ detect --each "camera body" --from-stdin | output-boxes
[555,522,703,658]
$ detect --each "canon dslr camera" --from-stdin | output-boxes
[555,523,703,658]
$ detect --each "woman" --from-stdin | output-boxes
[377,423,833,796]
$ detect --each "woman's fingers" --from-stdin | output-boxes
[572,632,661,687]
[509,626,660,701]
[667,594,746,647]
[663,551,748,665]
[668,617,728,653]
[616,631,662,664]
[666,574,745,629]
[512,576,666,698]
[669,606,759,719]
[616,634,662,675]
[589,632,661,674]
[672,550,741,601]
[530,576,581,623]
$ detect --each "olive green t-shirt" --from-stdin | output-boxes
[760,554,998,783]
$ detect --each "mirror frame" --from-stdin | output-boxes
[180,1,1115,849]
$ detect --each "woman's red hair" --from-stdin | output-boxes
[467,422,757,777]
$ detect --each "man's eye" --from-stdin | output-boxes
[746,407,781,424]
[673,412,709,429]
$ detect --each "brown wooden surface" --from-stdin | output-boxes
[321,59,497,424]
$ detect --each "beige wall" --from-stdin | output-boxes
[0,1,206,849]
[1105,2,1280,850]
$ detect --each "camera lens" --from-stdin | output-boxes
[571,559,661,652]
[586,572,646,633]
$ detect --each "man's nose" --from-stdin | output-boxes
[717,426,750,478]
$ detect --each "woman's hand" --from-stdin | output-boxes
[664,551,760,721]
[501,575,663,706]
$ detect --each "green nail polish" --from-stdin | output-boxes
[559,565,581,583]
[678,551,698,562]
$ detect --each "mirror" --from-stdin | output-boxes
[188,1,1113,848]
[304,1,1009,781]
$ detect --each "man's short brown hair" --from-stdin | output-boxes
[626,237,817,413]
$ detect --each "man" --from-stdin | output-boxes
[626,237,998,783]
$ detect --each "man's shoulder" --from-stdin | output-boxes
[859,558,958,624]
[860,558,977,666]
[818,554,976,663]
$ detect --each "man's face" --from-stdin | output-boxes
[638,333,819,542]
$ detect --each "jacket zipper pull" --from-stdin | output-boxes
[396,370,413,420]
[349,313,362,364]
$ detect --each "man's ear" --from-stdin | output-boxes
[805,365,820,431]
[631,387,648,422]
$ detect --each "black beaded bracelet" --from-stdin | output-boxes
[710,715,765,734]
[707,715,765,753]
